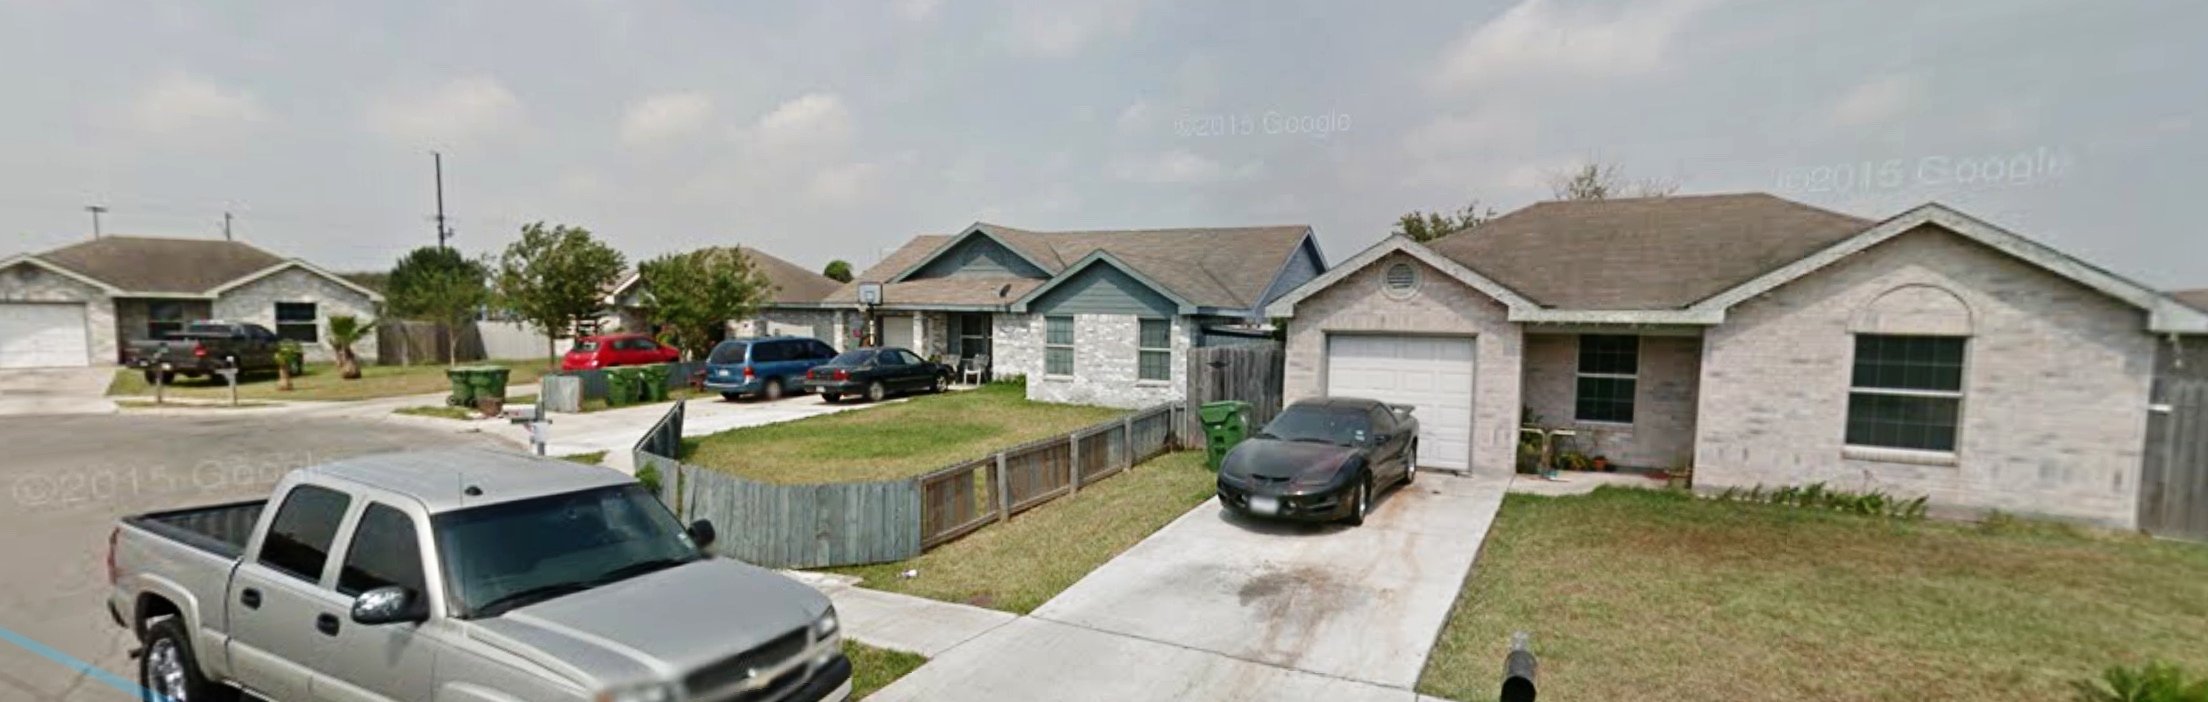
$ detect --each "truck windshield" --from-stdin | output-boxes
[433,484,701,618]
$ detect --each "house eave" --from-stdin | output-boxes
[1509,309,1726,325]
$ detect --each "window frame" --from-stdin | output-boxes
[336,502,428,598]
[1844,334,1967,454]
[1136,318,1171,383]
[1573,335,1639,424]
[256,484,353,584]
[274,302,319,343]
[1044,316,1075,377]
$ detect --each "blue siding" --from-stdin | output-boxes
[1255,236,1324,309]
[1027,266,1179,317]
[905,235,1050,280]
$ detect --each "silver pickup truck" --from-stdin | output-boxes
[107,448,852,702]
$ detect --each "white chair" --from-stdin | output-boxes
[961,354,990,385]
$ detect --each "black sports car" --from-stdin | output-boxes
[1216,397,1419,526]
[803,347,953,403]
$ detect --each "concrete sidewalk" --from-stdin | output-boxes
[0,367,117,416]
[780,571,1016,657]
[850,471,1506,702]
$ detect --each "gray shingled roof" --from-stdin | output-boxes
[738,247,841,305]
[1425,193,1874,310]
[823,225,1312,309]
[2174,288,2208,313]
[35,236,287,294]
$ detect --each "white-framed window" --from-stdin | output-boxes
[1045,316,1074,376]
[1574,335,1638,423]
[1137,318,1171,382]
[275,302,319,343]
[1846,335,1964,453]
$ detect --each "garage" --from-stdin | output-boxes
[878,313,915,349]
[1324,334,1475,470]
[0,302,92,369]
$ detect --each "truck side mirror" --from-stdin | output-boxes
[688,519,718,549]
[351,586,429,626]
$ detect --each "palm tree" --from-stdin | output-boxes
[327,315,372,380]
[273,340,304,391]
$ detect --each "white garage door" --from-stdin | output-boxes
[0,302,92,369]
[1324,334,1475,470]
[879,314,915,349]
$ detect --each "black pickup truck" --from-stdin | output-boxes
[125,321,299,385]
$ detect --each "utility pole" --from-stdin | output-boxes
[85,205,107,238]
[433,151,453,250]
[222,211,234,241]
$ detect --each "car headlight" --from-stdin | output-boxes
[596,682,676,702]
[814,607,840,639]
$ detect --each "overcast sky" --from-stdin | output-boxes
[4,0,2203,288]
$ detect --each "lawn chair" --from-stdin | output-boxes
[961,354,990,386]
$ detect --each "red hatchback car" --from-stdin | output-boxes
[561,333,680,371]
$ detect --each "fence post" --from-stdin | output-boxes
[994,452,1011,524]
[1122,415,1134,469]
[1069,432,1081,495]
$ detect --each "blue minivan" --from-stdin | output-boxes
[703,336,841,400]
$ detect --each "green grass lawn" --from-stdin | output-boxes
[684,383,1124,484]
[821,451,1216,614]
[114,399,275,410]
[106,361,549,403]
[560,451,608,466]
[844,641,927,700]
[1417,487,2208,702]
[393,405,478,420]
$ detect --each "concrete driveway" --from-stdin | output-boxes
[0,368,115,416]
[870,470,1508,701]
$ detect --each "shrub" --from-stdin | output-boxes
[2072,661,2208,702]
[1710,482,1928,521]
[635,463,662,495]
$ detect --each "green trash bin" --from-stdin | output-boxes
[604,367,639,407]
[444,368,479,408]
[636,364,670,402]
[1198,400,1254,471]
[469,367,512,403]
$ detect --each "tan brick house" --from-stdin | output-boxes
[1265,194,2208,529]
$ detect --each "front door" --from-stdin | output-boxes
[955,313,992,381]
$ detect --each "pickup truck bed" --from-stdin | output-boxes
[123,500,265,560]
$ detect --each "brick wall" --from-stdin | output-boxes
[1028,314,1188,409]
[1695,226,2157,528]
[213,268,381,363]
[992,312,1039,381]
[1521,333,1702,469]
[1283,251,1523,476]
[0,263,119,365]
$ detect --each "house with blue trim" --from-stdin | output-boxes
[774,223,1325,408]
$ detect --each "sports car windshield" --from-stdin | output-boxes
[1254,406,1370,446]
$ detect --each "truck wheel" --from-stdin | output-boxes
[865,381,887,403]
[142,370,175,386]
[141,617,233,702]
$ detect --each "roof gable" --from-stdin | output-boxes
[37,236,291,294]
[1267,236,1539,318]
[209,260,386,302]
[1693,203,2208,334]
[889,225,1059,283]
[0,254,126,293]
[843,224,1313,311]
[899,230,1053,281]
[1012,252,1197,315]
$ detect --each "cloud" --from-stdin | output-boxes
[997,0,1141,58]
[1402,108,1536,154]
[619,92,714,146]
[128,71,268,135]
[741,92,855,156]
[1115,100,1152,135]
[1830,73,1925,129]
[1432,0,1721,90]
[809,151,918,204]
[895,0,942,21]
[1107,149,1259,184]
[366,76,523,145]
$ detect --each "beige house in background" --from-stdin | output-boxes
[0,235,384,368]
[1266,193,2208,530]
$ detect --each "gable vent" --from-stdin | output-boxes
[1383,262,1419,298]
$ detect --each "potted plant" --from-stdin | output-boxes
[1558,451,1592,472]
[1591,455,1611,472]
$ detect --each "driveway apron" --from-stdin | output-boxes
[868,471,1507,701]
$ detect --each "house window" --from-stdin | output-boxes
[148,301,188,339]
[1574,335,1638,423]
[1138,319,1171,382]
[275,302,319,343]
[1045,316,1074,376]
[1847,335,1965,452]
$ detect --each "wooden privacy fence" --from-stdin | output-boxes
[918,403,1180,547]
[2140,376,2208,542]
[633,400,1185,567]
[377,320,564,365]
[1180,342,1285,448]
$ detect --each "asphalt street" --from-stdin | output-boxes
[0,413,502,702]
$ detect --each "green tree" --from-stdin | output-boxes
[385,246,490,365]
[822,259,854,283]
[1547,161,1680,201]
[326,315,372,380]
[1391,201,1498,243]
[494,223,628,366]
[638,247,776,359]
